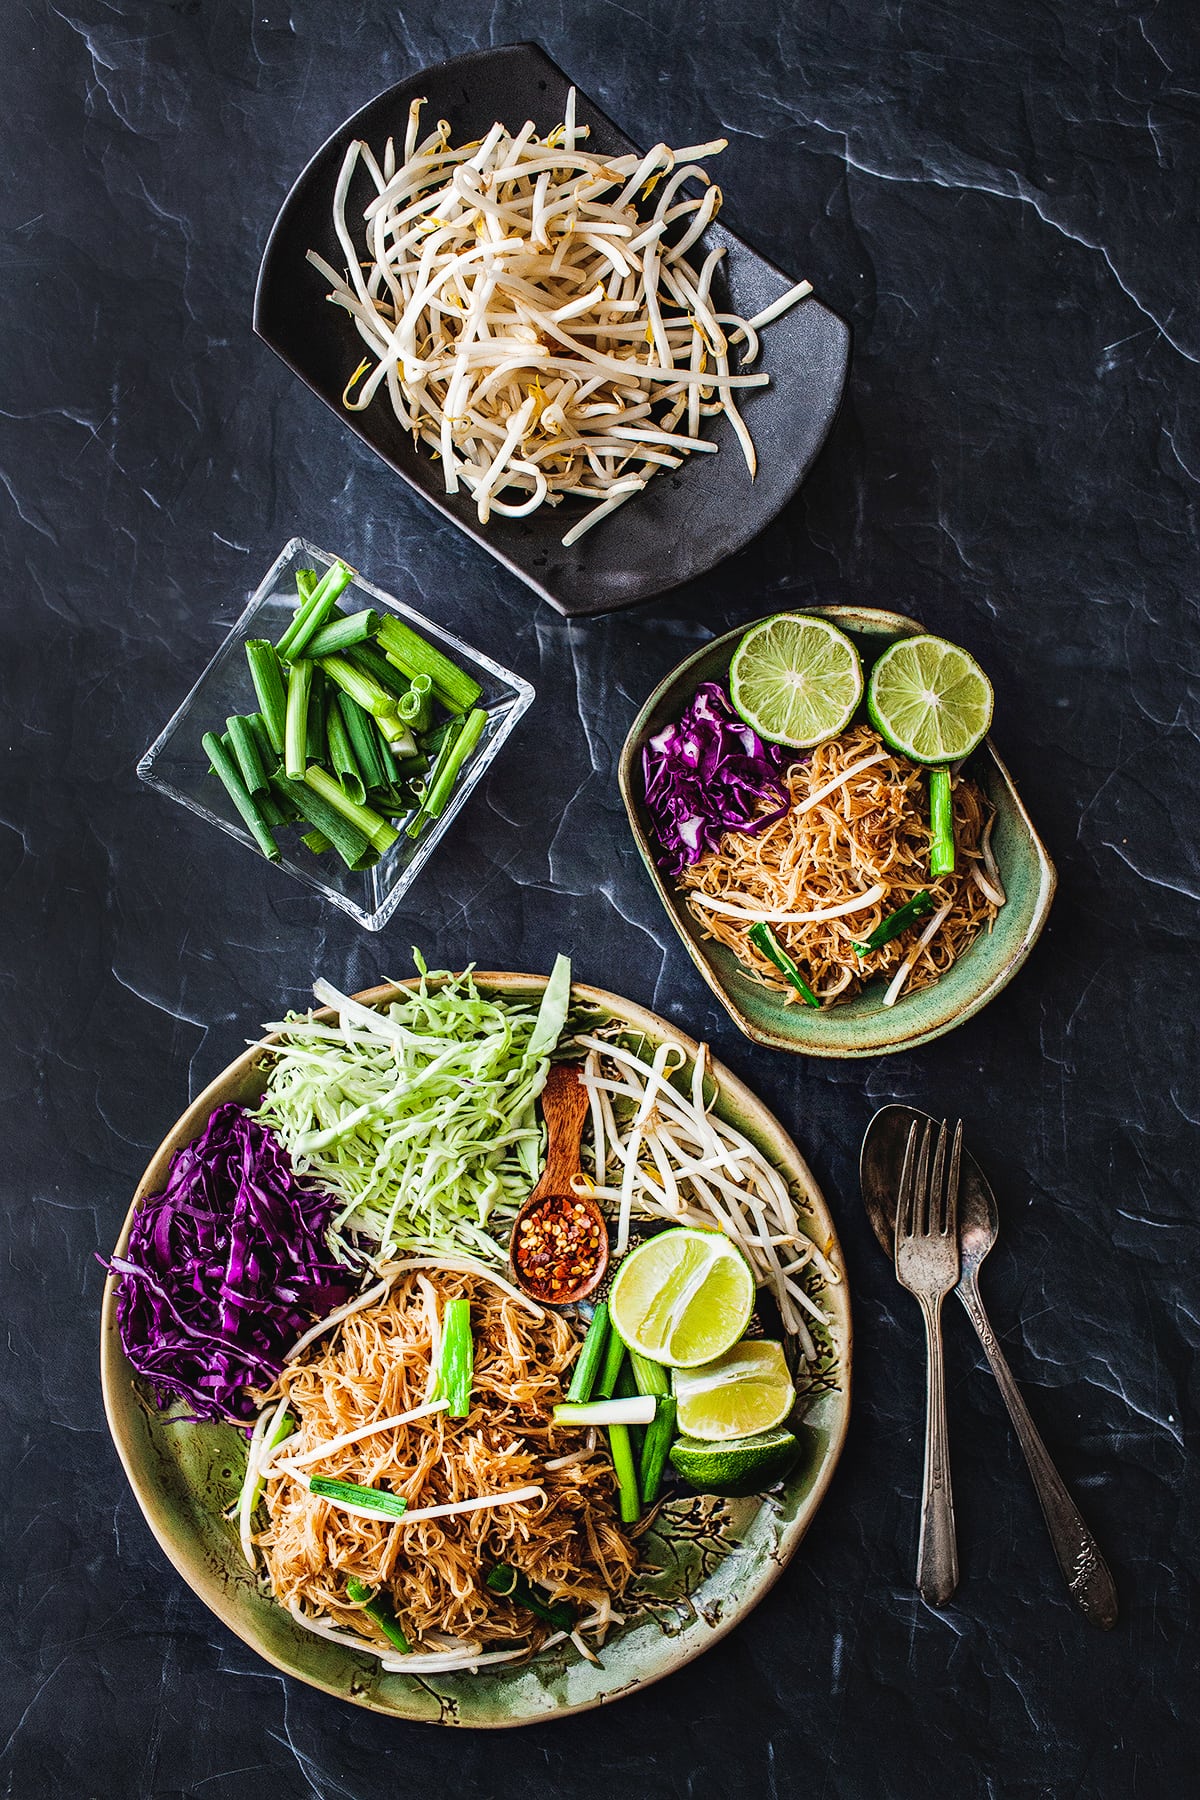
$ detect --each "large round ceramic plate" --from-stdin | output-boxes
[100,973,851,1726]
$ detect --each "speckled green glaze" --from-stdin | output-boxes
[618,606,1056,1057]
[100,975,851,1726]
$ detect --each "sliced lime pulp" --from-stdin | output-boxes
[866,634,993,764]
[729,614,864,749]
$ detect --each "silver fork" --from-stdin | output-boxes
[895,1117,963,1607]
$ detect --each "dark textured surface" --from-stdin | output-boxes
[2,1,1196,1795]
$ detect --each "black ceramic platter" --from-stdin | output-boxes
[254,42,850,617]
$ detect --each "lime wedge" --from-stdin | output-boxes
[866,634,993,764]
[668,1427,801,1497]
[608,1228,754,1369]
[729,614,863,748]
[672,1340,795,1441]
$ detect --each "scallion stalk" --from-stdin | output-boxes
[747,921,821,1008]
[636,1389,676,1504]
[245,640,288,754]
[302,765,399,856]
[306,609,380,658]
[852,889,936,956]
[551,1395,657,1427]
[320,652,403,725]
[929,767,955,875]
[424,706,487,820]
[608,1423,641,1524]
[346,640,413,699]
[276,561,354,661]
[335,692,387,792]
[269,773,377,871]
[565,1304,610,1404]
[300,828,331,855]
[597,1331,628,1402]
[226,713,268,796]
[203,731,280,862]
[304,667,328,765]
[485,1565,574,1631]
[325,701,367,805]
[308,1475,409,1520]
[432,1296,473,1417]
[284,658,313,781]
[345,1576,410,1653]
[377,615,483,714]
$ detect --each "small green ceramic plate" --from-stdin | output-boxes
[618,606,1056,1058]
[100,974,851,1727]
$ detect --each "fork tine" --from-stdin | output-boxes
[914,1119,933,1235]
[944,1119,963,1238]
[930,1120,948,1234]
[896,1120,919,1240]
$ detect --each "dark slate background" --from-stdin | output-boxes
[3,2,1196,1795]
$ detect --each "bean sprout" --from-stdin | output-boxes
[310,95,813,544]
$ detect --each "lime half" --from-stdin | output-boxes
[669,1427,801,1497]
[608,1228,754,1369]
[729,614,864,748]
[672,1340,795,1441]
[867,634,993,764]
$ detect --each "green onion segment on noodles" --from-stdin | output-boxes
[256,953,572,1263]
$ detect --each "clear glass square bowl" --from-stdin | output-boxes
[138,538,535,930]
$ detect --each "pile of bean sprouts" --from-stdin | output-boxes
[309,92,812,544]
[574,1035,840,1353]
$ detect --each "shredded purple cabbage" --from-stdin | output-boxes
[103,1103,353,1422]
[642,681,795,876]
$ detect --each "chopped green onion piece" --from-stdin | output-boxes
[485,1565,574,1631]
[277,561,354,661]
[345,1576,411,1652]
[245,640,288,754]
[284,658,313,781]
[333,691,387,793]
[304,666,328,764]
[269,773,377,871]
[295,568,317,603]
[377,615,483,713]
[203,731,280,862]
[628,1351,670,1399]
[608,1423,641,1524]
[929,767,955,875]
[432,1296,473,1417]
[638,1394,677,1505]
[597,1328,627,1401]
[424,707,487,820]
[552,1395,657,1427]
[300,828,331,855]
[302,765,399,856]
[852,890,936,956]
[320,652,403,725]
[346,641,413,699]
[306,609,380,658]
[226,714,268,796]
[325,701,367,805]
[747,921,820,1008]
[308,1475,409,1521]
[565,1304,610,1404]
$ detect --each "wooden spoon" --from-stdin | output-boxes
[508,1062,608,1304]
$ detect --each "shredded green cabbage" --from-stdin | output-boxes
[255,953,572,1263]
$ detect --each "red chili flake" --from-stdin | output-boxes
[514,1194,603,1301]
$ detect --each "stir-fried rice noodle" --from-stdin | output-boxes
[258,1270,635,1653]
[678,725,1000,1004]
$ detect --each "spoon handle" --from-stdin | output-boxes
[957,1277,1118,1628]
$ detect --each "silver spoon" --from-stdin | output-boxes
[861,1104,1118,1629]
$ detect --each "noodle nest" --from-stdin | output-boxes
[259,1270,635,1653]
[678,725,1000,1004]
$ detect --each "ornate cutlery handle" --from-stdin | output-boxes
[916,1294,958,1607]
[957,1280,1117,1628]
